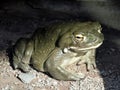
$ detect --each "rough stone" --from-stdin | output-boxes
[18,73,36,83]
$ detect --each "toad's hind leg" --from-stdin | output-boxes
[45,48,85,81]
[13,38,33,72]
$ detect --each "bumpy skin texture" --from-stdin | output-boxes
[13,21,104,81]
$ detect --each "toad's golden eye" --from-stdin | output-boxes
[75,34,84,41]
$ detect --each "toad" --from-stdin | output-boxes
[13,21,104,80]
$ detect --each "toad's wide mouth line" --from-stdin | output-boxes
[70,42,103,50]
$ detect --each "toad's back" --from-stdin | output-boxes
[30,22,73,71]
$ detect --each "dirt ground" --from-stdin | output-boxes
[0,11,120,90]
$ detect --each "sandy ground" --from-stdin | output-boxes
[0,12,120,90]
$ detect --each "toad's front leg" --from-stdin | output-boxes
[77,49,96,71]
[45,48,85,81]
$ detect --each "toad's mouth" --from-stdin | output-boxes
[70,42,103,50]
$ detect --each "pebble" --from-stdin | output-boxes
[17,72,36,83]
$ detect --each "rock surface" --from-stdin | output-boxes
[18,73,36,83]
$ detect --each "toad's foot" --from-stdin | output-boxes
[47,66,85,81]
[77,59,96,71]
[16,62,31,72]
[68,73,85,81]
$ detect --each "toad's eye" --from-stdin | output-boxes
[75,34,84,41]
